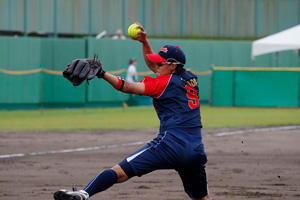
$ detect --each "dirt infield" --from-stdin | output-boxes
[0,127,300,200]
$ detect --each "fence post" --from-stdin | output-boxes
[53,0,58,37]
[161,0,167,35]
[298,50,300,108]
[255,0,259,37]
[139,0,145,27]
[24,0,29,36]
[209,65,214,106]
[144,0,151,34]
[298,0,300,24]
[39,65,44,113]
[88,0,92,36]
[38,0,43,32]
[298,71,300,108]
[84,38,89,107]
[84,81,88,109]
[8,0,12,30]
[276,0,280,32]
[274,52,279,67]
[180,0,185,36]
[122,0,128,35]
[217,0,222,37]
[232,70,236,107]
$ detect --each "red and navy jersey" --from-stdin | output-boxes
[142,71,202,132]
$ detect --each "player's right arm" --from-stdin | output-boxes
[141,40,158,73]
[132,23,158,73]
[103,71,171,98]
[103,72,145,95]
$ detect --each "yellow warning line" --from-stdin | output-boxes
[0,68,42,75]
[42,68,62,75]
[0,67,211,76]
[2,66,299,75]
[213,66,300,71]
[187,69,212,75]
[108,69,127,74]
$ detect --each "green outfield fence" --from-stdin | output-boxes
[0,36,299,109]
[0,67,211,109]
[212,66,300,107]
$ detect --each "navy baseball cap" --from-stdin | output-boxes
[147,45,186,65]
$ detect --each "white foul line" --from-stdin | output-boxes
[1,126,300,159]
[215,125,300,136]
[0,141,146,159]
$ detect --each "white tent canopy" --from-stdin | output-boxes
[251,24,300,59]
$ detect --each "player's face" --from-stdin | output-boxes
[156,63,176,76]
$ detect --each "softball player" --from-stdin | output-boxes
[54,24,211,200]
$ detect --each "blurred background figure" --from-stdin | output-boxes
[125,58,138,106]
[95,30,107,39]
[126,58,138,83]
[112,29,126,40]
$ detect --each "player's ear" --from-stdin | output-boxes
[171,63,177,71]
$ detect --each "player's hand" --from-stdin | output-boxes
[131,22,147,44]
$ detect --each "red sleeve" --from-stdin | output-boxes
[141,74,172,98]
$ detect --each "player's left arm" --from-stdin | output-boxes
[103,72,145,95]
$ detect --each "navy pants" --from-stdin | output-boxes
[119,128,208,199]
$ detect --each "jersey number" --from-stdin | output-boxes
[185,85,199,109]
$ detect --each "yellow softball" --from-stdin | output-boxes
[128,23,141,38]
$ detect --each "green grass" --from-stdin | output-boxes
[0,106,299,131]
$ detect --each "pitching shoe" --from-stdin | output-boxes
[53,189,89,200]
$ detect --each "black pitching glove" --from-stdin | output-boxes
[63,57,106,86]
